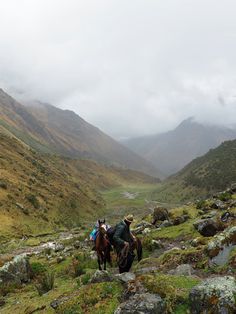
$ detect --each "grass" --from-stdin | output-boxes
[101,183,160,223]
[139,273,200,313]
[57,282,123,314]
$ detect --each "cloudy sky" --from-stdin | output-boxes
[0,0,236,139]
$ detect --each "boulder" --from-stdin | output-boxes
[114,272,136,284]
[0,254,31,285]
[152,207,169,225]
[172,215,189,226]
[193,218,223,237]
[114,293,166,314]
[142,228,151,235]
[210,200,227,210]
[207,226,236,258]
[90,270,113,283]
[189,276,236,314]
[159,220,173,228]
[151,239,164,249]
[168,264,195,276]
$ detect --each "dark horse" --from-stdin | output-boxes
[95,219,112,270]
[116,236,143,273]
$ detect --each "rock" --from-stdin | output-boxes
[193,218,223,237]
[210,200,227,210]
[135,221,153,228]
[190,237,207,248]
[168,264,195,276]
[172,215,189,226]
[114,272,136,283]
[120,280,146,302]
[142,228,151,235]
[151,239,164,249]
[89,251,97,260]
[90,270,113,283]
[57,256,66,264]
[0,254,31,285]
[189,276,236,314]
[207,226,236,258]
[152,207,169,225]
[114,293,166,314]
[54,243,65,252]
[159,220,173,228]
[73,240,80,249]
[230,183,236,193]
[132,222,154,235]
[135,267,159,275]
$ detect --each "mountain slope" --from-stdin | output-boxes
[0,89,161,177]
[0,132,157,240]
[152,139,236,202]
[123,118,236,177]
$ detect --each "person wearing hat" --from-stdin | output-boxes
[113,214,135,273]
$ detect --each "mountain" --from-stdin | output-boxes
[0,89,161,178]
[123,118,236,177]
[152,139,236,202]
[0,131,157,239]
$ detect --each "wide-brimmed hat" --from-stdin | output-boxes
[124,214,134,223]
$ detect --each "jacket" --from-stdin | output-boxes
[113,221,133,251]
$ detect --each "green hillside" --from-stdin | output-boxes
[152,139,236,202]
[0,133,157,241]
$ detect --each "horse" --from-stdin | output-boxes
[116,236,143,273]
[95,219,112,270]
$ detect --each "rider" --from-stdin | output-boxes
[89,219,111,243]
[113,214,135,273]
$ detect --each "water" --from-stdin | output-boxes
[211,244,236,266]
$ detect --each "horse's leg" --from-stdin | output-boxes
[97,252,102,270]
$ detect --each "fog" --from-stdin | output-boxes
[0,0,236,139]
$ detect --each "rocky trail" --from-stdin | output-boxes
[0,186,236,313]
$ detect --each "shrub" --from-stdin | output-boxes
[26,194,40,209]
[70,258,85,278]
[30,262,46,278]
[0,181,7,189]
[218,192,232,202]
[35,271,55,296]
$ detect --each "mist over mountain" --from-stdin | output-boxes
[123,117,236,177]
[0,88,161,178]
[153,138,236,202]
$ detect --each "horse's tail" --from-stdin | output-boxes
[136,238,143,262]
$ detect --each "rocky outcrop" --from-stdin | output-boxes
[152,207,169,225]
[207,226,236,258]
[193,218,223,237]
[90,270,113,283]
[0,254,31,285]
[114,293,166,314]
[189,276,236,314]
[168,264,195,276]
[114,272,136,284]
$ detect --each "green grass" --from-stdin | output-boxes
[101,183,160,223]
[139,273,200,313]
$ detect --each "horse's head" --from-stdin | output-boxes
[98,219,107,235]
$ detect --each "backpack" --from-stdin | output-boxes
[106,225,117,244]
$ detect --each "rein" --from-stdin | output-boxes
[117,244,130,269]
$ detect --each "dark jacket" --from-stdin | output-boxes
[113,221,133,252]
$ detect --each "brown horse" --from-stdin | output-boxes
[117,236,142,273]
[95,219,112,270]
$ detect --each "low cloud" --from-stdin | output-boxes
[0,0,236,138]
